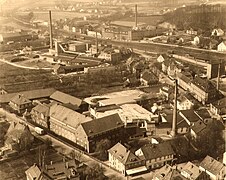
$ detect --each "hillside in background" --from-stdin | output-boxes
[164,4,226,31]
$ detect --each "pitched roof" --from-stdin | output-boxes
[199,155,224,175]
[139,141,175,160]
[25,164,42,180]
[181,162,202,179]
[211,97,226,109]
[179,110,202,123]
[191,77,216,92]
[0,88,56,103]
[141,70,158,82]
[32,103,50,117]
[191,120,207,134]
[50,91,82,107]
[108,143,141,165]
[50,104,89,130]
[81,113,124,137]
[10,94,31,105]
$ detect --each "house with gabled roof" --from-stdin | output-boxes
[217,41,226,52]
[25,164,43,180]
[49,104,91,143]
[177,94,194,110]
[190,119,207,139]
[157,54,169,63]
[9,94,32,113]
[199,155,225,180]
[135,141,176,170]
[210,97,226,121]
[75,113,124,153]
[108,143,146,176]
[140,70,159,86]
[181,162,210,180]
[31,103,50,129]
[190,77,218,104]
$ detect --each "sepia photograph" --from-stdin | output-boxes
[0,0,225,179]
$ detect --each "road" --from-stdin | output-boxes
[0,108,126,179]
[0,58,52,70]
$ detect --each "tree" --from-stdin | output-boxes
[95,138,111,161]
[192,120,225,159]
[84,163,105,180]
[69,149,82,162]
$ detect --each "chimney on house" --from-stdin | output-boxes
[135,4,138,28]
[170,79,178,137]
[49,10,53,49]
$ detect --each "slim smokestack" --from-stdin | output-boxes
[217,60,221,90]
[135,4,138,28]
[49,10,53,49]
[95,31,98,53]
[171,79,178,137]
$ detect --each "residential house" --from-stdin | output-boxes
[186,28,198,35]
[190,77,218,104]
[211,28,224,37]
[49,104,91,143]
[179,109,202,126]
[44,159,80,180]
[193,36,200,45]
[9,94,32,113]
[98,49,122,64]
[135,141,175,170]
[5,122,34,151]
[190,119,207,139]
[157,54,169,63]
[181,162,210,180]
[199,155,225,180]
[177,94,194,110]
[159,85,174,101]
[140,70,159,86]
[31,103,50,129]
[75,113,124,152]
[50,91,83,111]
[152,164,187,180]
[25,164,43,180]
[217,41,226,52]
[210,97,226,120]
[108,143,146,176]
[159,112,190,135]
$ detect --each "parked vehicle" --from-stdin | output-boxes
[35,127,45,135]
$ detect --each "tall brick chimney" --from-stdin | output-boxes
[49,10,53,49]
[170,79,178,137]
[135,4,138,28]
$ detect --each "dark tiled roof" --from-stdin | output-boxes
[191,120,206,134]
[141,70,158,82]
[199,156,224,176]
[211,97,226,109]
[0,88,56,103]
[50,91,82,107]
[140,141,175,160]
[177,72,192,84]
[81,113,124,137]
[179,110,202,123]
[108,143,141,165]
[191,77,215,92]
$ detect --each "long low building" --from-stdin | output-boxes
[0,88,56,104]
